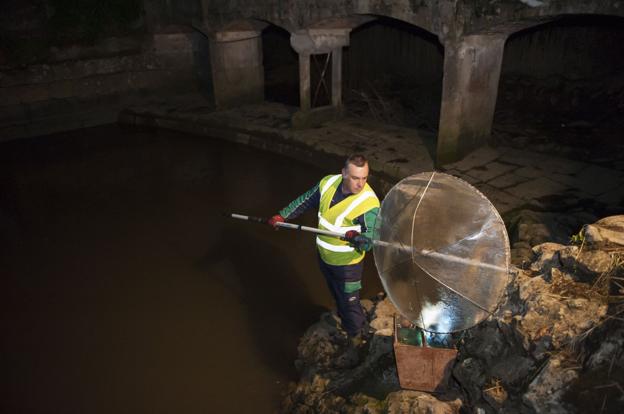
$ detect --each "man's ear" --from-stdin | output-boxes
[341,167,347,178]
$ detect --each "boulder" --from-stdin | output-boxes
[523,356,578,414]
[583,215,624,246]
[385,390,462,414]
[452,357,486,403]
[490,355,535,391]
[482,382,508,411]
[294,315,347,377]
[517,267,607,349]
[530,242,565,276]
[369,298,398,337]
[559,246,613,282]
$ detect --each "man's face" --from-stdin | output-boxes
[342,162,369,194]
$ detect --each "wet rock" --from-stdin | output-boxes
[523,356,579,414]
[518,222,552,246]
[517,267,607,350]
[490,355,535,391]
[453,357,486,403]
[559,246,613,282]
[349,394,385,414]
[508,210,567,246]
[462,322,508,366]
[281,375,345,414]
[369,316,393,334]
[361,299,375,315]
[583,215,624,246]
[511,241,533,266]
[369,298,398,336]
[530,334,553,362]
[530,242,565,276]
[294,315,348,377]
[385,390,462,414]
[482,382,508,411]
[372,297,398,319]
[506,209,595,249]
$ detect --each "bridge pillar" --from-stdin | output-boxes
[210,29,264,109]
[437,34,506,165]
[331,47,343,109]
[291,29,349,121]
[298,52,311,111]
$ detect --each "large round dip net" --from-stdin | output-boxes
[373,172,510,333]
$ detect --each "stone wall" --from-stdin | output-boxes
[502,16,624,80]
[0,32,197,142]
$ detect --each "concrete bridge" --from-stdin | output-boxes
[195,0,624,164]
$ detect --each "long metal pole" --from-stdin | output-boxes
[229,213,345,239]
[228,213,508,273]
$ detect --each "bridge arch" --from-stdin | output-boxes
[492,14,624,162]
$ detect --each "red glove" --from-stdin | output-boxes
[344,230,360,241]
[344,230,372,252]
[268,214,285,229]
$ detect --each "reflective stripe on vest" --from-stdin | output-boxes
[317,214,361,234]
[320,175,341,197]
[335,191,376,227]
[316,174,380,265]
[316,237,354,252]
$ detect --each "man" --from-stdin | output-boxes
[269,154,380,341]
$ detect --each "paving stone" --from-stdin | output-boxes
[499,149,549,168]
[543,157,587,175]
[572,165,622,196]
[488,172,530,189]
[445,146,503,172]
[506,177,570,201]
[596,189,624,209]
[465,161,516,182]
[515,165,545,179]
[460,173,483,186]
[548,172,581,188]
[474,184,523,214]
[442,168,463,178]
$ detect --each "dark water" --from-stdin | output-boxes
[0,125,382,413]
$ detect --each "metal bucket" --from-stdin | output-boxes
[393,315,458,393]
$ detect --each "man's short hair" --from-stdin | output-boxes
[345,154,368,169]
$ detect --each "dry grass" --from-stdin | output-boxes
[591,251,624,310]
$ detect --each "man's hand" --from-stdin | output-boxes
[344,230,360,241]
[268,214,285,229]
[344,230,372,252]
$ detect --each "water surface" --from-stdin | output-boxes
[0,125,382,413]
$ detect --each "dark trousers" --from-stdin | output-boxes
[317,253,366,337]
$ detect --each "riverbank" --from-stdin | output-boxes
[281,216,624,413]
[119,94,624,264]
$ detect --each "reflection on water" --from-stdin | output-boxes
[0,125,382,413]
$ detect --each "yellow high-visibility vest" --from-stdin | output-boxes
[316,174,380,265]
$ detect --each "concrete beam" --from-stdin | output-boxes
[437,34,506,165]
[290,29,350,54]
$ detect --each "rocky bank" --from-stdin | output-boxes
[281,216,624,413]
